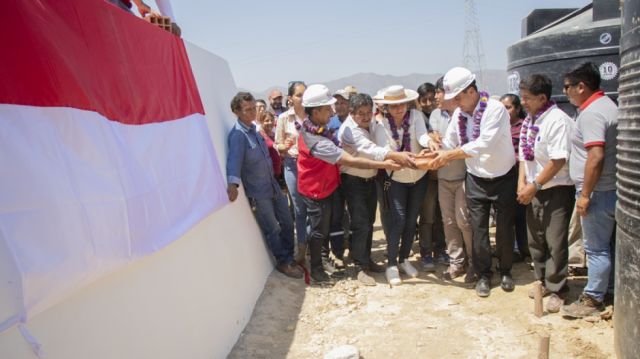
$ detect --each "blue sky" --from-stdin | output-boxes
[167,1,590,92]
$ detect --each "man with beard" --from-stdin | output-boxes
[268,89,286,117]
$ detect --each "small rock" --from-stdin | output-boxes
[324,345,359,359]
[286,325,295,332]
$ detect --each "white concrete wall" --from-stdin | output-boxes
[0,42,272,359]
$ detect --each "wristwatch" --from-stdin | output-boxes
[532,180,543,191]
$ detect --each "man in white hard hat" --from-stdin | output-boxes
[297,84,401,283]
[428,67,517,298]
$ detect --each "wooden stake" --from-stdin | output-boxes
[533,281,544,317]
[538,335,550,359]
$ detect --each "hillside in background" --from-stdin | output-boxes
[246,69,509,102]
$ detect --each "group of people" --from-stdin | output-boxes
[225,62,617,320]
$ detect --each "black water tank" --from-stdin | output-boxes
[507,0,621,117]
[615,0,640,357]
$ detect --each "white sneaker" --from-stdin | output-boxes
[399,260,419,278]
[385,266,402,286]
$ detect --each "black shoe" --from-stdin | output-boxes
[310,267,331,283]
[476,277,491,297]
[501,273,514,292]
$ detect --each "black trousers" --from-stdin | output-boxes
[303,192,335,271]
[466,167,518,278]
[527,185,575,292]
[342,174,377,267]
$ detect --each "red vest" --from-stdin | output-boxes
[297,135,340,200]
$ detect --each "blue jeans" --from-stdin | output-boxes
[249,193,295,265]
[283,157,308,244]
[342,174,377,267]
[387,175,429,266]
[580,190,616,302]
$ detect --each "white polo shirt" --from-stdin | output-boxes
[442,98,516,178]
[519,106,574,189]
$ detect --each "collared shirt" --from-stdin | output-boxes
[442,98,516,178]
[275,108,304,158]
[374,109,429,183]
[301,128,344,164]
[519,106,574,189]
[226,120,281,199]
[338,115,389,178]
[570,91,618,191]
[428,109,467,181]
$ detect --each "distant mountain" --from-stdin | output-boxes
[246,70,509,102]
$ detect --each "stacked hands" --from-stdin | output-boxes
[412,130,454,171]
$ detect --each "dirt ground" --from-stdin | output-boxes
[229,223,614,359]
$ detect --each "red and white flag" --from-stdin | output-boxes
[0,0,228,331]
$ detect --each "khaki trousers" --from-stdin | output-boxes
[438,178,473,270]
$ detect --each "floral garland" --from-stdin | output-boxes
[386,111,411,152]
[302,118,339,145]
[520,101,555,161]
[458,91,489,145]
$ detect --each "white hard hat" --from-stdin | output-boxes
[443,67,476,100]
[302,84,337,107]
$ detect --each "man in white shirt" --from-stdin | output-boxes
[428,77,474,282]
[430,67,517,298]
[338,93,415,285]
[516,74,575,313]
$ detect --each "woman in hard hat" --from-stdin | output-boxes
[373,85,431,286]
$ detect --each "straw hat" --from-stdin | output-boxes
[373,85,419,104]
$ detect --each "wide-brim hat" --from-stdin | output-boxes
[373,85,419,104]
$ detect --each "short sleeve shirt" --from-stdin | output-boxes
[569,93,618,192]
[301,130,344,164]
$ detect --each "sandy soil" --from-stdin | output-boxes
[229,224,614,359]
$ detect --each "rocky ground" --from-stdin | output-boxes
[228,225,614,359]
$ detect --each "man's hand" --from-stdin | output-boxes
[133,0,160,17]
[382,159,402,171]
[430,150,453,169]
[429,131,442,143]
[576,194,590,216]
[284,137,295,149]
[387,151,416,169]
[227,184,239,202]
[516,183,537,205]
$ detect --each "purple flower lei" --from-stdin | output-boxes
[458,91,489,145]
[386,111,411,152]
[302,118,339,145]
[520,101,555,161]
